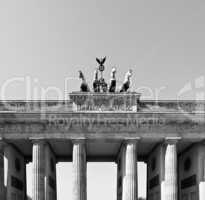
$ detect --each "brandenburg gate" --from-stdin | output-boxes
[0,92,205,200]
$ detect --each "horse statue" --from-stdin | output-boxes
[120,69,132,92]
[78,70,90,92]
[109,67,117,93]
[93,68,100,92]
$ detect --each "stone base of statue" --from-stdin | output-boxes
[69,92,141,112]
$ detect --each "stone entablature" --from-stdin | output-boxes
[0,112,204,140]
[0,99,204,113]
[0,94,204,139]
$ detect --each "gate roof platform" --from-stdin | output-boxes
[0,92,204,162]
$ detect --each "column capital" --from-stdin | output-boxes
[30,137,47,145]
[117,138,140,162]
[72,138,86,145]
[164,137,181,144]
[123,137,140,145]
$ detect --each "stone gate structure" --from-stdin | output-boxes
[0,92,205,200]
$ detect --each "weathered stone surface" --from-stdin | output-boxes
[178,144,205,200]
[32,141,57,200]
[147,144,163,200]
[121,140,138,200]
[0,94,204,200]
[69,92,140,111]
[0,112,204,140]
[0,97,204,113]
[163,140,178,200]
[72,140,87,200]
[0,96,204,140]
[3,144,26,200]
[32,141,45,200]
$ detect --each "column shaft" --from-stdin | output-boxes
[122,140,138,200]
[164,142,177,200]
[73,141,87,200]
[32,141,45,200]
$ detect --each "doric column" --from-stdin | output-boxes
[122,139,138,200]
[32,140,46,200]
[164,138,179,200]
[72,139,87,200]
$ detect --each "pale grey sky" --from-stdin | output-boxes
[1,0,205,199]
[0,0,205,100]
